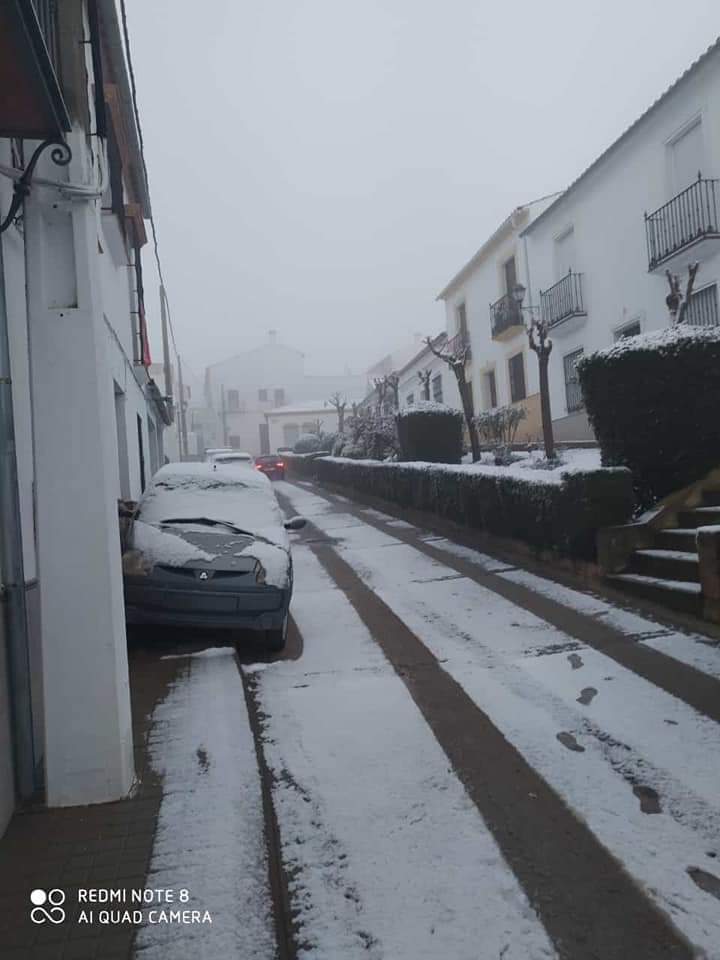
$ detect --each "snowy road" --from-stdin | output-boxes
[138,479,720,960]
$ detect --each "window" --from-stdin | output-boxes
[258,388,268,402]
[563,348,584,413]
[283,423,300,446]
[685,283,719,327]
[229,435,241,449]
[456,302,468,337]
[484,370,497,409]
[431,374,443,403]
[301,421,317,434]
[274,388,285,406]
[614,320,642,341]
[227,389,240,411]
[136,414,146,492]
[406,393,414,406]
[508,353,526,403]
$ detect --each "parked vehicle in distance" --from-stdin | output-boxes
[204,447,232,462]
[211,451,255,468]
[122,462,305,649]
[255,455,286,480]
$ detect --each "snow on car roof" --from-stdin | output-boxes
[139,462,288,548]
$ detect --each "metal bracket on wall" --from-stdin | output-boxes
[0,137,72,234]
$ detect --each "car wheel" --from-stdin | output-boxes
[266,614,288,652]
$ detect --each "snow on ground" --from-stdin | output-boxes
[135,648,275,960]
[252,546,556,960]
[278,483,720,956]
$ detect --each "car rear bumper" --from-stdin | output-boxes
[124,582,290,631]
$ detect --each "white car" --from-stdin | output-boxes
[204,447,232,462]
[211,451,255,468]
[122,462,305,649]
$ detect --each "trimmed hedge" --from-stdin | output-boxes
[396,403,463,464]
[578,326,720,506]
[285,456,633,560]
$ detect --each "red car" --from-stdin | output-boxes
[255,455,286,481]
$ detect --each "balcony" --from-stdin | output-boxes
[645,175,720,272]
[446,330,471,362]
[540,271,587,331]
[490,293,524,340]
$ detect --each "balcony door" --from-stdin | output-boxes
[669,119,703,194]
[554,227,576,281]
[503,256,517,296]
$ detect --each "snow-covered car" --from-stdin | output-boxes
[204,447,232,462]
[122,462,305,649]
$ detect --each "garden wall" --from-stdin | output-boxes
[284,455,634,561]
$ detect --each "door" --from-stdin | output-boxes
[259,422,270,455]
[503,256,517,295]
[554,227,576,280]
[670,119,703,193]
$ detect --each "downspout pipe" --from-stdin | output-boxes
[0,235,36,800]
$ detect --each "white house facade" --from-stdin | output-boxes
[0,0,169,835]
[204,332,364,457]
[523,39,720,441]
[396,334,462,411]
[436,197,558,442]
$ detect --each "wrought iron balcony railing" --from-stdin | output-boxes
[446,330,471,361]
[490,293,524,338]
[540,271,587,328]
[645,174,720,271]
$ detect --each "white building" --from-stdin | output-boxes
[522,38,720,440]
[0,1,169,834]
[396,333,462,411]
[265,401,360,452]
[439,39,720,447]
[204,332,364,457]
[436,197,559,441]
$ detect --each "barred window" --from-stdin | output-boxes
[685,284,719,327]
[431,374,443,403]
[563,348,584,413]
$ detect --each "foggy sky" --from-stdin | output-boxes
[127,0,720,380]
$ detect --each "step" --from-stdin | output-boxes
[606,573,703,616]
[677,506,720,528]
[655,528,697,552]
[629,548,700,584]
[701,489,720,507]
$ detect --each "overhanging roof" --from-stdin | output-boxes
[523,37,720,236]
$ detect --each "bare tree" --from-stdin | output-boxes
[666,262,699,323]
[527,313,556,462]
[418,368,432,401]
[386,372,400,411]
[327,392,347,434]
[372,377,389,415]
[425,337,480,461]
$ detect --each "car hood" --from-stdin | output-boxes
[126,521,291,587]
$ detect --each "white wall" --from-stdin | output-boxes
[397,348,461,411]
[266,408,338,453]
[524,47,720,434]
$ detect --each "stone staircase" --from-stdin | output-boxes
[607,489,720,616]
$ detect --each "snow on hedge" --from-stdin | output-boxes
[580,323,720,365]
[397,400,463,418]
[323,447,608,487]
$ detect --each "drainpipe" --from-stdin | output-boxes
[0,235,36,800]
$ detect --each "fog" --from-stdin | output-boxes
[126,0,720,378]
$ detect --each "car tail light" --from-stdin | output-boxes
[275,461,284,468]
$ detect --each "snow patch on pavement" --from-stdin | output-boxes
[136,648,275,960]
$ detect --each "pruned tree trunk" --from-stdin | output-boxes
[537,354,555,462]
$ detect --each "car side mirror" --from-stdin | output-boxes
[284,516,307,531]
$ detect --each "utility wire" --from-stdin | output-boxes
[119,0,179,358]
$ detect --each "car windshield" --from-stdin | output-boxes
[159,517,256,537]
